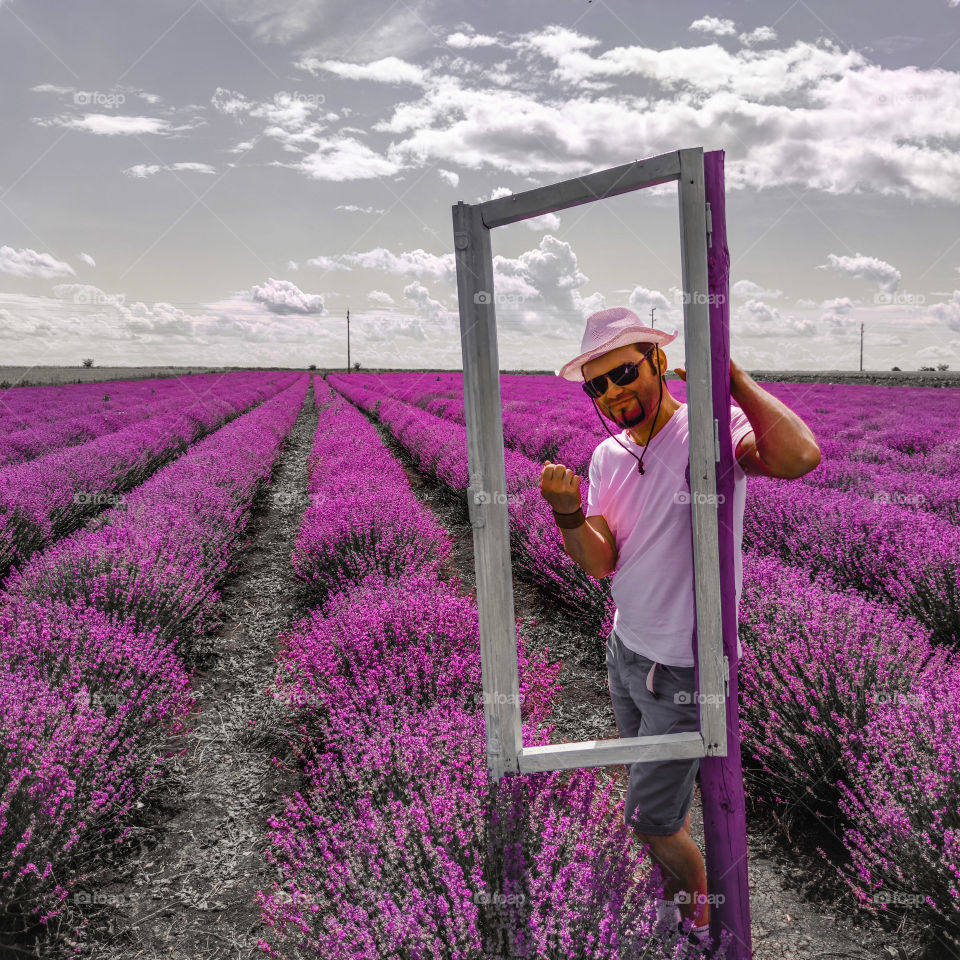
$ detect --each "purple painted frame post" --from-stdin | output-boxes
[693,149,753,959]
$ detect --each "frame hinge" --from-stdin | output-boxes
[713,418,721,461]
[705,201,713,249]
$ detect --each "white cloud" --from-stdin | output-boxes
[250,278,326,315]
[817,253,901,293]
[437,168,460,187]
[123,161,216,178]
[928,290,960,331]
[299,56,427,85]
[403,280,450,322]
[339,247,456,284]
[689,17,737,37]
[304,255,352,272]
[36,114,171,135]
[368,289,395,305]
[0,246,76,280]
[732,279,783,299]
[629,285,672,317]
[287,260,299,271]
[335,204,386,213]
[78,252,96,268]
[446,30,500,49]
[288,136,402,181]
[739,26,777,47]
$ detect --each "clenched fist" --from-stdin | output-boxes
[539,461,581,513]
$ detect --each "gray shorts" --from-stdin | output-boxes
[605,627,700,836]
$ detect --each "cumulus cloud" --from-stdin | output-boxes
[446,30,501,48]
[250,277,326,315]
[403,281,450,322]
[928,290,960,331]
[438,168,460,187]
[339,247,456,284]
[123,161,217,178]
[304,255,352,272]
[368,289,395,305]
[0,246,76,280]
[78,252,96,267]
[739,26,777,47]
[732,279,783,299]
[817,253,901,293]
[34,114,172,135]
[298,56,427,85]
[689,16,737,37]
[629,285,672,317]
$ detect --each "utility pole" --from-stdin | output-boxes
[859,321,864,372]
[650,307,656,329]
[346,308,351,372]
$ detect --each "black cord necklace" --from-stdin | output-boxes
[588,352,665,475]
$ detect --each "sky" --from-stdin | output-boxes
[1,0,960,372]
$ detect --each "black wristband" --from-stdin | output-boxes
[553,506,586,530]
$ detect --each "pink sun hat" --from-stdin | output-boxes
[557,306,679,381]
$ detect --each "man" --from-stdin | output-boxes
[539,306,820,946]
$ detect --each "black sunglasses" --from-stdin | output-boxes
[581,349,655,399]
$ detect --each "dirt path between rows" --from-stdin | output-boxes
[39,382,319,960]
[363,412,919,960]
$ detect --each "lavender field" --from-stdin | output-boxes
[0,370,957,960]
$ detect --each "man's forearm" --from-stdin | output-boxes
[560,522,615,578]
[731,366,821,475]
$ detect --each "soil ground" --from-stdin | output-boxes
[25,382,318,960]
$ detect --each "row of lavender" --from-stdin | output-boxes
[341,374,960,646]
[0,371,299,582]
[327,372,960,953]
[0,375,309,937]
[368,372,960,479]
[256,379,719,959]
[0,373,249,467]
[0,373,220,427]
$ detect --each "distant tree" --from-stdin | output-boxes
[891,366,901,371]
[937,363,950,371]
[81,358,94,368]
[308,363,317,371]
[352,361,361,371]
[920,365,936,371]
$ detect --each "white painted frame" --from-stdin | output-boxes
[452,147,727,781]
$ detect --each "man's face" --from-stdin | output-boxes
[582,343,664,429]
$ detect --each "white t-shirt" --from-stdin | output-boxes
[585,402,754,667]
